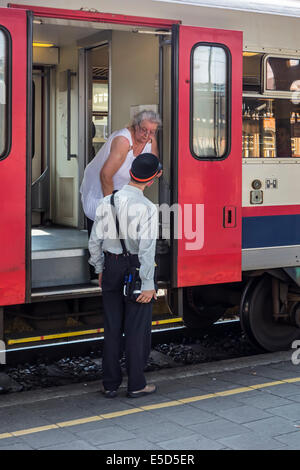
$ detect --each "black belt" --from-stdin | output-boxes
[104,251,126,258]
[104,251,138,258]
[104,252,139,268]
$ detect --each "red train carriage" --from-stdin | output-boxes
[0,2,299,352]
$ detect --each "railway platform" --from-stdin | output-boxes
[0,350,300,450]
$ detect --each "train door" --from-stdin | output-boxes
[172,25,243,288]
[0,8,32,306]
[78,41,110,230]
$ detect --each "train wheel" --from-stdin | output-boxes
[182,287,226,330]
[240,274,300,352]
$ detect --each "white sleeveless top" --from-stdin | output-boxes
[80,128,152,221]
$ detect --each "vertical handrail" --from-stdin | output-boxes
[67,69,77,160]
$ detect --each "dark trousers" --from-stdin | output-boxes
[87,217,97,280]
[101,253,152,392]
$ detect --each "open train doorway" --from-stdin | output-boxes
[30,15,169,295]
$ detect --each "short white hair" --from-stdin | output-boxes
[131,109,162,128]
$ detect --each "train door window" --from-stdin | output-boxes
[92,49,109,156]
[191,44,230,159]
[0,28,10,160]
[92,81,108,154]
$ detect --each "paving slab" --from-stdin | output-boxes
[285,393,300,403]
[187,418,250,440]
[18,428,78,450]
[217,432,288,450]
[97,438,164,450]
[211,370,276,387]
[39,439,98,450]
[266,403,300,421]
[235,392,292,409]
[0,436,28,448]
[0,352,300,450]
[189,394,248,412]
[74,424,136,446]
[215,404,273,424]
[262,383,300,397]
[0,409,53,434]
[104,409,166,431]
[159,434,226,450]
[129,421,197,444]
[0,442,34,450]
[243,416,297,437]
[150,404,217,426]
[273,431,300,449]
[247,364,300,381]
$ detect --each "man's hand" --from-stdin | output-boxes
[98,273,103,288]
[136,289,157,303]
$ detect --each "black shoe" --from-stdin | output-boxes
[127,384,156,398]
[101,388,117,398]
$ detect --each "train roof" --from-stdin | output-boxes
[153,0,300,19]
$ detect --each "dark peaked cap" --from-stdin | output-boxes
[130,153,162,182]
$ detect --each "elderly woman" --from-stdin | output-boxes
[80,109,161,224]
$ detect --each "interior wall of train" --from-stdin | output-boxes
[31,16,171,290]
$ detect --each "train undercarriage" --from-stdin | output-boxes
[181,268,300,352]
[2,267,300,354]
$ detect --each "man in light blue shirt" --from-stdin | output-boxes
[89,153,161,398]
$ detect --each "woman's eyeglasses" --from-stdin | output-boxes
[138,125,157,137]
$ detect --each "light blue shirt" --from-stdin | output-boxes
[88,185,158,291]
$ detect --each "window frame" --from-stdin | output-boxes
[242,51,300,160]
[0,25,12,162]
[190,41,232,161]
[242,93,300,160]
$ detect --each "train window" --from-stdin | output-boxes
[265,56,300,92]
[243,97,300,158]
[0,28,10,160]
[243,52,263,92]
[191,44,230,159]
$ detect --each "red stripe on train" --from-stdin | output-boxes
[242,205,300,217]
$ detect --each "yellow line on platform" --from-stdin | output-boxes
[215,386,253,396]
[12,424,59,436]
[57,416,103,428]
[102,408,142,419]
[1,376,299,441]
[250,380,286,389]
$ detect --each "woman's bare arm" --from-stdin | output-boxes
[100,136,130,196]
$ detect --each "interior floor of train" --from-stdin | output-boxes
[32,226,88,252]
